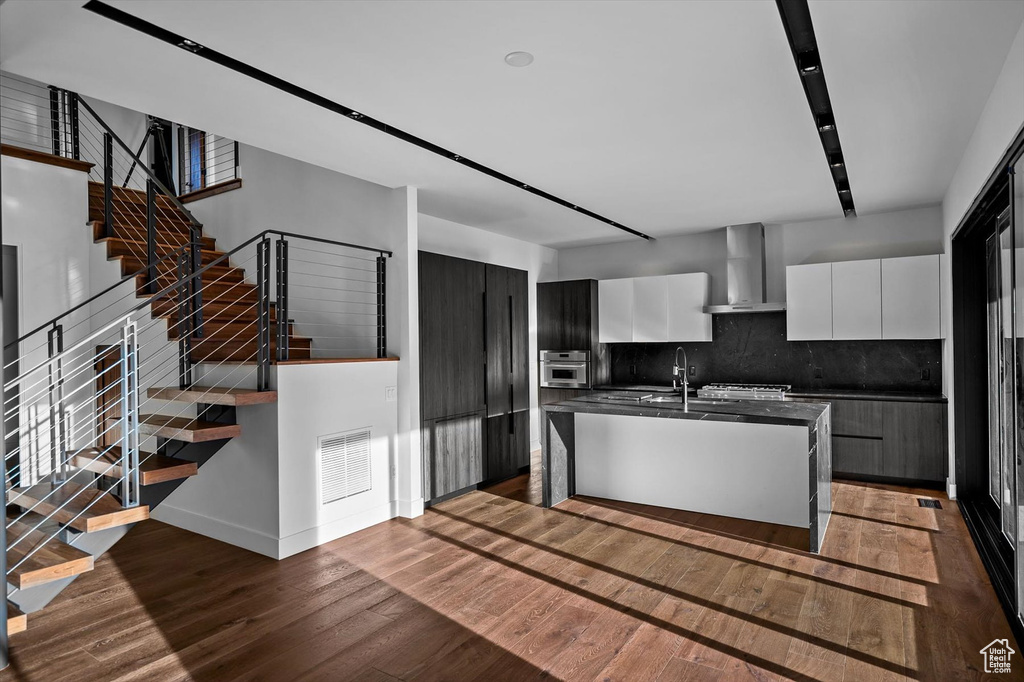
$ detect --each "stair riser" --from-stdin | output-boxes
[105,240,227,265]
[93,221,217,249]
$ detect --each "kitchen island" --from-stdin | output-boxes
[542,392,832,553]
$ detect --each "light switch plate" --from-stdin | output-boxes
[385,386,397,402]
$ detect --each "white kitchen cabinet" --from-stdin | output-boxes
[666,273,713,341]
[786,263,833,341]
[632,276,669,342]
[881,255,940,339]
[598,278,634,343]
[831,259,881,340]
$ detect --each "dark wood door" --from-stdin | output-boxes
[485,410,529,481]
[485,264,512,417]
[424,411,484,499]
[419,252,485,420]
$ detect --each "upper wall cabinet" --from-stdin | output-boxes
[666,273,712,342]
[599,274,712,343]
[881,255,941,339]
[598,278,633,343]
[632,276,669,342]
[786,263,833,341]
[832,259,881,340]
[786,254,942,341]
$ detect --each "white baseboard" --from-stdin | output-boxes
[277,502,395,559]
[151,504,279,558]
[398,497,424,518]
[947,480,957,500]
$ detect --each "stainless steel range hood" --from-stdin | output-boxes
[702,223,786,314]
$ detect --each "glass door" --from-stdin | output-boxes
[986,215,1016,547]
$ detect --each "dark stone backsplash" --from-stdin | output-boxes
[609,312,942,393]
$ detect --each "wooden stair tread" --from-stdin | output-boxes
[7,603,27,636]
[70,447,198,485]
[147,386,278,406]
[6,513,94,589]
[10,481,149,533]
[139,414,241,443]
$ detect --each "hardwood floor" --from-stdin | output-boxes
[2,458,1015,681]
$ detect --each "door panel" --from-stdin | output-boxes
[832,436,884,477]
[425,411,484,499]
[419,252,485,420]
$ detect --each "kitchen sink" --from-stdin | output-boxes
[641,396,736,406]
[644,395,683,403]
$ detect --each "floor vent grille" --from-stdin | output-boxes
[918,498,942,509]
[319,428,372,505]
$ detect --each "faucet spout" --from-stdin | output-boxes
[672,346,689,408]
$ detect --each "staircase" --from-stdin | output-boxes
[87,181,312,362]
[3,81,389,655]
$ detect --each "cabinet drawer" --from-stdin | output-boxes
[830,399,885,438]
[833,435,885,477]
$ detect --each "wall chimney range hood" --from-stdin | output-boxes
[703,223,786,314]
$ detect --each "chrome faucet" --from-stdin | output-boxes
[673,346,689,409]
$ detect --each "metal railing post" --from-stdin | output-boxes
[103,133,114,239]
[377,255,387,358]
[48,85,61,157]
[146,179,157,295]
[191,226,203,338]
[256,237,271,390]
[46,324,66,483]
[118,320,139,507]
[68,91,80,161]
[233,140,240,181]
[275,238,289,362]
[177,251,193,390]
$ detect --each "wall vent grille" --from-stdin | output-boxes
[319,428,372,505]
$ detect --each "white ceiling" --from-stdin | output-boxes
[1,0,1021,248]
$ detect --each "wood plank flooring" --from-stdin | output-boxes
[2,457,1016,681]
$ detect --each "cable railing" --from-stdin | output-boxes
[178,125,239,196]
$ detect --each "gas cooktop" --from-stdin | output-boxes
[696,383,791,400]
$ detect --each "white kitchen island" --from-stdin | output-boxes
[542,393,832,552]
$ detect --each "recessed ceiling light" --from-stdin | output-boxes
[505,51,534,67]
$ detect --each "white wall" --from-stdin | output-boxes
[557,205,944,306]
[2,154,92,483]
[940,19,1024,498]
[276,361,398,558]
[557,229,727,302]
[1,155,91,339]
[764,205,944,302]
[418,213,559,451]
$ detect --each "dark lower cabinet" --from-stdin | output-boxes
[422,411,484,499]
[832,436,885,478]
[485,410,529,481]
[803,398,947,485]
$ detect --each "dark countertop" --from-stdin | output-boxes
[592,384,945,404]
[544,391,828,428]
[786,389,946,403]
[592,384,682,394]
